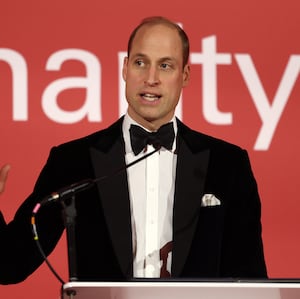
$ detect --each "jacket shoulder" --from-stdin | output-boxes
[53,117,124,153]
[177,119,245,155]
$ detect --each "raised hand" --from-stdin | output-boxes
[0,164,10,195]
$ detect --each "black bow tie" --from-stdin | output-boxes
[129,122,175,155]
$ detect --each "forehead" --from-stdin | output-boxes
[130,24,183,60]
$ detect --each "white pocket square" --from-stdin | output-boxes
[201,194,221,207]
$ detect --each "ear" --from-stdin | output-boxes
[182,64,190,87]
[122,56,129,81]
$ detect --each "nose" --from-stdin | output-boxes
[144,66,160,86]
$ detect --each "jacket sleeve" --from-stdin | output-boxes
[0,148,65,284]
[220,149,268,278]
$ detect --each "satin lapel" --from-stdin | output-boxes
[90,136,133,278]
[172,137,210,276]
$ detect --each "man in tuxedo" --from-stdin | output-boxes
[0,16,267,284]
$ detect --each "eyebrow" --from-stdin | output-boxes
[131,53,177,63]
[130,53,146,58]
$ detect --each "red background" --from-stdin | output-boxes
[1,0,300,298]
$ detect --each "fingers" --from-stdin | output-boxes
[0,164,11,195]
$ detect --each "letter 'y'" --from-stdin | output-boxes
[235,54,300,150]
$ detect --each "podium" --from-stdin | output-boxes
[62,281,300,299]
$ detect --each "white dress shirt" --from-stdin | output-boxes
[122,114,177,278]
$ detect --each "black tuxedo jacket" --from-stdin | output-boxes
[0,117,267,284]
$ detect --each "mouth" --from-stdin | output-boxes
[140,93,162,102]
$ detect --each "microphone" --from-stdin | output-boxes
[38,146,161,207]
[39,179,94,206]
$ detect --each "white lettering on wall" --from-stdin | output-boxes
[42,49,101,124]
[118,51,128,117]
[189,35,300,150]
[190,36,232,124]
[1,40,299,150]
[0,49,28,121]
[235,54,300,150]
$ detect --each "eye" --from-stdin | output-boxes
[160,63,171,70]
[135,59,145,67]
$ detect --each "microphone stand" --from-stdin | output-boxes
[56,148,161,282]
[61,195,78,282]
